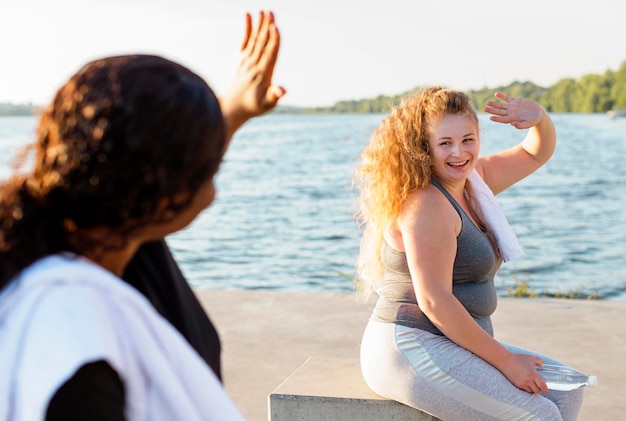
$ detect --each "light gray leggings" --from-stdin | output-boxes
[360,321,584,421]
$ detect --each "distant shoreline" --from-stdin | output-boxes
[0,103,42,116]
[1,104,615,118]
[3,56,625,117]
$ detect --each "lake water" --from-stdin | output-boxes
[1,113,625,299]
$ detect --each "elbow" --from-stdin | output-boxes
[522,139,555,167]
[530,120,557,164]
[416,294,446,325]
[417,296,436,315]
[536,146,555,166]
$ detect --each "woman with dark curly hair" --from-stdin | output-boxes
[0,11,284,420]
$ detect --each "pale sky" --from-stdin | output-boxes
[2,0,625,107]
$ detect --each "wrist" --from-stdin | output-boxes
[487,344,515,371]
[218,96,250,139]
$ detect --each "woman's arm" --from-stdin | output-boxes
[476,92,556,195]
[397,186,548,394]
[219,11,286,145]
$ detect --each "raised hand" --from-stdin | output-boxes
[220,11,286,139]
[484,92,546,130]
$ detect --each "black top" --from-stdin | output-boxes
[46,361,125,421]
[46,240,222,420]
[122,240,222,379]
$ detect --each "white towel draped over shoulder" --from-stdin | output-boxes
[0,254,247,421]
[467,170,525,262]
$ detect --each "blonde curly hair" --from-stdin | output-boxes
[353,86,478,297]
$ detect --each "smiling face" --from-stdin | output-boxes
[427,113,480,186]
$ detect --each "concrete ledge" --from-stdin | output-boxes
[268,357,440,421]
[195,290,626,421]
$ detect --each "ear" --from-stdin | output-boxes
[155,197,172,214]
[153,196,179,220]
[155,190,194,215]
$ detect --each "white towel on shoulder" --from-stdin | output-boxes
[467,170,525,262]
[0,254,247,421]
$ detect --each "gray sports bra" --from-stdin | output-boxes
[370,179,502,336]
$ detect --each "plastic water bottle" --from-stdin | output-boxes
[536,364,597,391]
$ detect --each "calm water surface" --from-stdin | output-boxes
[1,113,625,299]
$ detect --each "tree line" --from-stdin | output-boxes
[293,60,626,115]
[0,102,41,116]
[4,60,625,116]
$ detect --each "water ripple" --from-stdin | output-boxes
[2,113,625,300]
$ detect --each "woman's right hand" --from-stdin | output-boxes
[500,353,548,394]
[220,11,286,140]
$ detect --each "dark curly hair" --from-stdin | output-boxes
[0,54,226,288]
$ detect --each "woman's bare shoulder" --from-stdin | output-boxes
[398,184,459,230]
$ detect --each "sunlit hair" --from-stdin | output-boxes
[353,86,478,298]
[0,55,226,288]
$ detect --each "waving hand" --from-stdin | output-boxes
[484,92,544,129]
[220,11,286,140]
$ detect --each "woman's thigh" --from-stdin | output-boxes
[361,322,564,421]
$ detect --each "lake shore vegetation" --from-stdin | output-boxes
[3,60,625,116]
[278,60,626,115]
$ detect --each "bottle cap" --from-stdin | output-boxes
[587,375,598,387]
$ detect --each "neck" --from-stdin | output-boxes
[434,177,468,202]
[76,228,141,276]
[89,243,140,276]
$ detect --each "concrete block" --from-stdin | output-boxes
[268,356,440,421]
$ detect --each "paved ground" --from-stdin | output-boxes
[195,289,625,421]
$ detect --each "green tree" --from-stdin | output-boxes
[287,59,626,114]
[575,73,612,113]
[543,78,577,112]
[609,61,626,109]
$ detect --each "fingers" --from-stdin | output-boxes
[484,100,508,117]
[258,20,280,84]
[528,369,548,394]
[535,376,548,393]
[484,92,510,115]
[525,375,548,394]
[223,10,285,119]
[518,357,548,394]
[533,358,548,393]
[265,85,286,108]
[494,91,512,103]
[240,11,280,77]
[509,355,549,394]
[247,11,273,64]
[485,103,513,125]
[240,11,264,60]
[240,13,252,51]
[484,93,534,128]
[484,91,514,115]
[526,381,544,394]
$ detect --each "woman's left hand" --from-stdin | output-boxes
[484,92,546,130]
